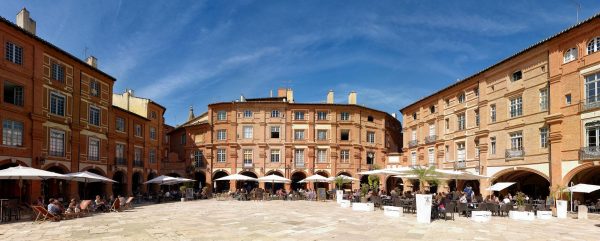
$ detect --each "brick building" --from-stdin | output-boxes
[0,9,167,202]
[399,13,600,201]
[166,89,402,193]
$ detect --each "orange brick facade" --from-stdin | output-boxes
[399,14,600,200]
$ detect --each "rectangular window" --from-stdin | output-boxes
[88,137,99,161]
[457,113,466,130]
[510,96,523,118]
[243,149,253,164]
[193,150,203,166]
[294,129,305,140]
[243,126,253,139]
[317,111,327,120]
[540,127,549,148]
[217,111,227,121]
[89,106,100,126]
[428,148,435,166]
[270,149,280,163]
[51,62,65,82]
[458,93,465,103]
[217,148,226,162]
[511,70,522,81]
[587,123,600,147]
[429,125,435,137]
[134,148,142,162]
[317,130,327,140]
[271,110,280,118]
[340,150,350,163]
[540,88,548,111]
[5,42,23,65]
[294,111,305,120]
[510,132,523,150]
[317,149,328,163]
[566,94,572,105]
[217,129,227,140]
[49,129,65,157]
[135,124,142,137]
[150,127,156,140]
[445,119,450,131]
[340,129,350,141]
[150,149,156,163]
[340,112,350,121]
[2,120,23,146]
[270,126,280,139]
[294,149,305,166]
[243,110,252,118]
[411,151,417,166]
[411,129,417,141]
[475,109,480,127]
[115,144,125,161]
[490,137,496,155]
[116,117,125,132]
[490,104,497,123]
[50,92,65,116]
[181,133,186,144]
[456,142,465,162]
[3,81,24,106]
[366,152,374,165]
[90,80,100,97]
[367,131,375,143]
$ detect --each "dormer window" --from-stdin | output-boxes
[564,47,578,63]
[587,37,600,55]
[511,70,522,82]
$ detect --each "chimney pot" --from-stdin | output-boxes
[86,56,97,68]
[326,90,334,104]
[16,8,36,35]
[348,91,357,105]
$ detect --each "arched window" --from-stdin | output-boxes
[587,37,600,55]
[564,47,578,63]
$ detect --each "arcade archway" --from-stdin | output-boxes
[78,168,107,199]
[567,166,600,202]
[291,171,307,191]
[43,165,69,200]
[264,171,285,193]
[0,162,30,202]
[132,172,143,195]
[238,171,258,191]
[314,171,329,190]
[336,172,354,190]
[112,171,127,196]
[493,169,550,200]
[147,172,158,194]
[213,171,229,193]
[194,171,207,191]
[386,176,403,194]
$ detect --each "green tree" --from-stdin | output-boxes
[410,166,439,193]
[368,174,380,190]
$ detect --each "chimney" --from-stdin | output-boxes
[277,88,286,97]
[286,88,294,103]
[391,113,397,119]
[348,91,357,105]
[326,90,334,104]
[86,56,97,68]
[188,106,195,121]
[126,89,134,96]
[16,8,36,35]
[240,95,246,102]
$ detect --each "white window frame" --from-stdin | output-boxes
[564,47,578,63]
[317,111,327,120]
[243,126,253,139]
[270,126,280,139]
[294,111,305,120]
[243,149,253,164]
[540,88,548,111]
[50,92,66,116]
[49,129,65,157]
[89,106,100,126]
[217,148,226,163]
[588,37,600,55]
[540,127,549,148]
[509,96,523,118]
[217,129,227,140]
[317,149,328,163]
[367,131,375,143]
[510,132,523,150]
[270,149,280,163]
[490,104,497,123]
[5,42,23,65]
[271,110,280,118]
[317,129,327,140]
[88,137,100,161]
[428,148,435,166]
[294,129,305,140]
[490,137,496,155]
[457,113,466,130]
[2,119,23,146]
[340,112,350,121]
[340,150,350,163]
[116,117,125,132]
[294,149,305,166]
[217,111,227,121]
[243,110,252,118]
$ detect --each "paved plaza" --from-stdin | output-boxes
[1,200,600,240]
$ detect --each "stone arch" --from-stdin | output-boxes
[264,170,285,193]
[112,171,127,196]
[0,160,30,202]
[238,171,258,191]
[386,176,403,194]
[132,171,144,195]
[314,170,330,190]
[335,171,354,190]
[194,170,207,190]
[43,164,70,200]
[290,171,307,191]
[266,170,284,176]
[212,170,230,193]
[78,167,107,199]
[563,163,600,202]
[491,167,550,182]
[563,163,595,186]
[491,168,550,200]
[0,159,29,167]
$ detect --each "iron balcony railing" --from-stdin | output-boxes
[580,146,600,160]
[243,162,253,168]
[408,140,419,148]
[49,150,64,157]
[425,135,437,144]
[455,160,467,169]
[294,162,305,168]
[505,148,525,159]
[193,160,205,168]
[115,158,127,166]
[134,160,144,167]
[581,96,600,112]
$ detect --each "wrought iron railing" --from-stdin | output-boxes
[115,158,127,166]
[408,140,419,148]
[505,148,525,159]
[243,162,253,168]
[455,160,466,169]
[581,96,600,112]
[580,146,600,160]
[425,135,437,144]
[49,150,64,157]
[134,160,144,167]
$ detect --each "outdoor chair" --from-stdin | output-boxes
[123,197,134,209]
[475,203,487,211]
[440,202,455,221]
[79,200,92,216]
[500,204,513,217]
[525,204,534,212]
[371,196,382,209]
[2,200,20,222]
[31,205,60,223]
[109,198,121,212]
[488,203,500,216]
[457,203,470,217]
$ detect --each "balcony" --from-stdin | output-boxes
[161,161,186,170]
[580,146,600,160]
[134,160,144,167]
[243,162,254,168]
[580,97,600,112]
[424,135,437,144]
[294,162,305,168]
[48,150,64,157]
[115,158,127,166]
[408,140,419,148]
[505,149,524,160]
[454,160,466,169]
[193,160,206,168]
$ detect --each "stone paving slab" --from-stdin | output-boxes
[1,199,600,240]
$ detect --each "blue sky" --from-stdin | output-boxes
[3,1,600,125]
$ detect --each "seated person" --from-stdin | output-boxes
[47,199,63,218]
[95,195,107,212]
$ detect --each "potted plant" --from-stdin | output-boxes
[368,174,380,190]
[410,166,439,193]
[551,185,569,218]
[179,185,187,202]
[360,183,369,203]
[334,176,346,203]
[515,192,526,211]
[409,166,439,224]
